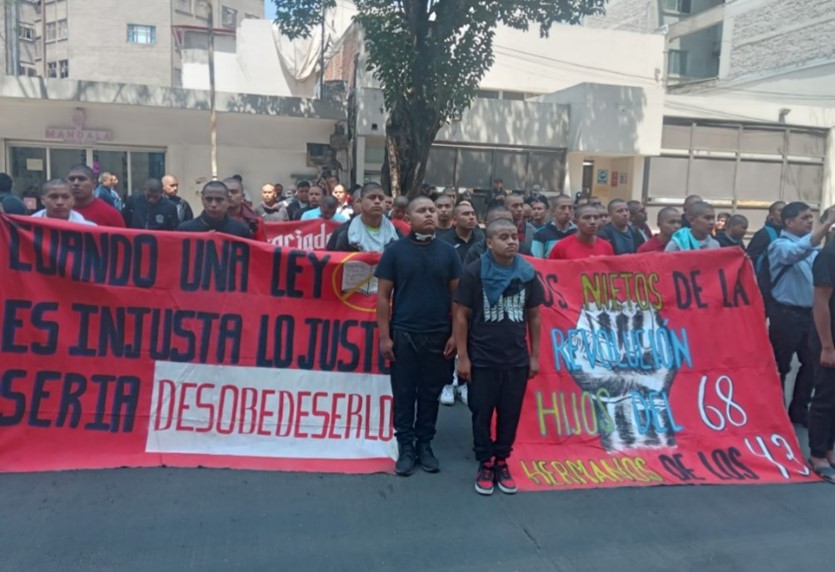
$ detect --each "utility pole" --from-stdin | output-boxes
[207,0,218,180]
[41,0,46,77]
[318,3,325,99]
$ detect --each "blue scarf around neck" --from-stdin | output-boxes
[480,250,535,306]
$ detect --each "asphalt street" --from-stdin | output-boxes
[2,400,834,572]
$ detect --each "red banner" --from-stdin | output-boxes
[0,215,818,489]
[516,253,817,490]
[263,219,340,248]
[0,215,391,474]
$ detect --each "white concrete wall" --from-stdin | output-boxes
[356,87,570,148]
[0,97,336,213]
[538,82,664,156]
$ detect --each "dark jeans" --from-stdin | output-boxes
[390,330,452,444]
[768,303,814,420]
[808,335,835,458]
[469,367,529,462]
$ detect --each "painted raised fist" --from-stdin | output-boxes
[567,303,682,452]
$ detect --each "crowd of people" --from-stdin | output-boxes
[1,168,834,488]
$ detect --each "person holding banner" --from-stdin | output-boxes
[177,180,252,239]
[665,202,720,252]
[376,196,462,476]
[454,218,543,495]
[327,183,402,252]
[31,179,95,226]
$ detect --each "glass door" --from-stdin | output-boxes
[93,149,129,198]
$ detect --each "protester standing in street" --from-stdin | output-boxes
[31,179,95,225]
[225,176,265,241]
[177,180,252,238]
[532,195,576,258]
[809,233,835,482]
[162,175,194,224]
[549,204,614,260]
[376,196,462,476]
[454,218,543,495]
[327,183,402,252]
[767,203,835,426]
[715,215,749,249]
[66,165,126,227]
[637,207,680,253]
[122,179,179,230]
[598,199,644,255]
[255,183,287,222]
[665,202,720,252]
[0,172,27,215]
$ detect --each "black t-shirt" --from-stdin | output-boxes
[177,213,252,238]
[453,258,545,368]
[375,237,462,334]
[812,239,835,339]
[438,227,484,263]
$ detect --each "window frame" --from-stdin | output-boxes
[127,24,157,45]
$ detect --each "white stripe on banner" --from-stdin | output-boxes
[146,362,397,460]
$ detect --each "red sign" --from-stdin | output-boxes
[0,216,818,489]
[515,252,816,490]
[263,219,340,248]
[0,215,392,474]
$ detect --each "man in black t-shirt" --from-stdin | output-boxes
[177,181,251,239]
[454,218,544,495]
[122,178,179,230]
[809,238,835,482]
[375,196,462,476]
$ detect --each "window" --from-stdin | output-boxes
[475,89,500,99]
[59,59,68,79]
[175,0,192,14]
[668,49,688,76]
[46,19,68,42]
[221,6,238,28]
[662,0,692,14]
[19,25,36,41]
[127,24,157,45]
[47,61,57,78]
[18,64,37,77]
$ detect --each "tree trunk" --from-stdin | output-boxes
[381,97,443,199]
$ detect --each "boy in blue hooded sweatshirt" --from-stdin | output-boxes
[453,218,544,496]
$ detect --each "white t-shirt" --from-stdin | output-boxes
[32,209,97,226]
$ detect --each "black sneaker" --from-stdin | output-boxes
[416,441,440,473]
[395,442,417,476]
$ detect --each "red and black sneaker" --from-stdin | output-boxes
[475,460,495,496]
[495,459,517,494]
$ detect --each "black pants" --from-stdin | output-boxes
[768,303,814,420]
[808,335,835,458]
[390,330,452,444]
[469,367,528,462]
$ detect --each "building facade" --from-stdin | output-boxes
[585,0,835,103]
[1,0,262,86]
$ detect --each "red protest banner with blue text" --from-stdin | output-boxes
[0,215,393,474]
[515,251,818,490]
[0,215,818,489]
